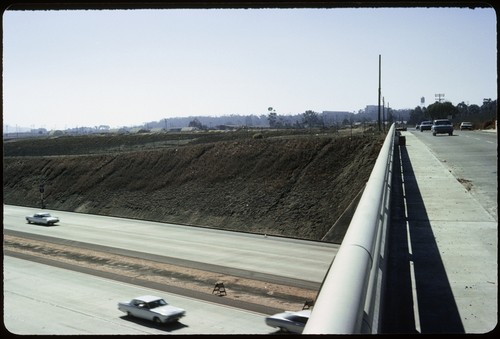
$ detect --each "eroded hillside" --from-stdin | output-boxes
[3,129,384,242]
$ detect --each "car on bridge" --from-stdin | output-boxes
[419,121,433,131]
[460,121,473,130]
[431,119,454,136]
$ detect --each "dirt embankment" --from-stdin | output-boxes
[3,129,384,242]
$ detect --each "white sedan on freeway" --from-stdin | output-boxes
[118,295,185,325]
[25,212,59,226]
[265,309,311,333]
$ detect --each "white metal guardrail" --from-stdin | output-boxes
[303,123,396,334]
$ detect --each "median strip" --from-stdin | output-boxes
[4,234,317,314]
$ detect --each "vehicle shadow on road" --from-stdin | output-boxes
[383,143,465,334]
[119,315,188,332]
[29,223,61,227]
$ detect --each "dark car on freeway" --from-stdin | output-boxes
[431,119,454,136]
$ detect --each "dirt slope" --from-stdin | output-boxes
[3,129,384,242]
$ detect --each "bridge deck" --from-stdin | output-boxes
[383,131,497,334]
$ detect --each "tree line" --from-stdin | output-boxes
[408,99,497,128]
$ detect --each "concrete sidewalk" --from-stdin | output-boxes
[383,131,497,334]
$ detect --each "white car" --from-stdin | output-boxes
[25,212,59,226]
[265,309,311,333]
[118,295,185,324]
[460,122,473,130]
[419,120,433,131]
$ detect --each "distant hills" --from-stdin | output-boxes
[3,107,411,138]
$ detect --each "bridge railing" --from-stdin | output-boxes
[303,123,396,334]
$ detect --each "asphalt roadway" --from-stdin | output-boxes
[3,204,338,287]
[3,204,339,334]
[3,256,273,335]
[383,130,497,334]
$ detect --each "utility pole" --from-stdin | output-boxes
[388,101,390,127]
[378,54,382,132]
[382,96,385,132]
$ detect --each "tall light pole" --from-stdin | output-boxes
[378,54,382,132]
[382,96,385,132]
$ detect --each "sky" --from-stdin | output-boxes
[2,6,497,131]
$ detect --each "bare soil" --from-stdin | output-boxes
[3,128,384,242]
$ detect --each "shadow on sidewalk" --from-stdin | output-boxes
[382,143,464,333]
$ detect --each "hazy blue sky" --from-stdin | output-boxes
[2,6,497,130]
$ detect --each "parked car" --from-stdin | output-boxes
[118,295,185,324]
[431,119,454,136]
[419,121,433,131]
[26,212,59,226]
[460,122,473,130]
[265,309,311,333]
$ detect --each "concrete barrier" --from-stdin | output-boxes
[303,124,395,334]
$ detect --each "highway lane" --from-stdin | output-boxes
[3,256,272,335]
[409,129,497,220]
[3,205,339,284]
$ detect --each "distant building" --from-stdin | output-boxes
[321,111,353,126]
[364,105,379,116]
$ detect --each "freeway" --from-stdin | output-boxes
[4,205,339,334]
[409,129,497,220]
[4,205,338,285]
[3,256,272,335]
